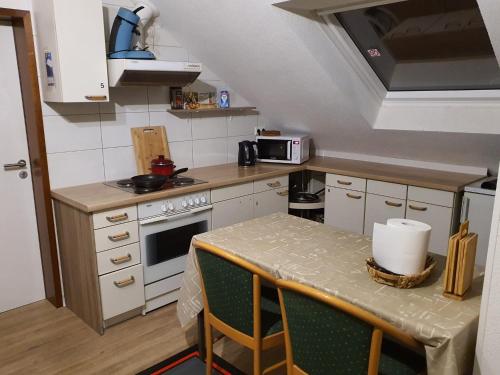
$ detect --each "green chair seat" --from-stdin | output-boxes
[380,339,426,375]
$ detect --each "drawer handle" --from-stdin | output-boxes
[106,213,129,223]
[267,181,281,188]
[276,190,289,197]
[385,200,402,208]
[337,180,352,186]
[346,193,362,200]
[108,231,130,242]
[409,204,428,212]
[110,253,132,265]
[113,276,135,288]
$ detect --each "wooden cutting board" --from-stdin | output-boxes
[131,126,170,175]
[443,221,469,293]
[454,233,478,296]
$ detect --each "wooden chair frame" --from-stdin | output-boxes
[276,279,424,375]
[193,239,286,375]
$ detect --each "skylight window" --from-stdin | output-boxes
[335,0,500,91]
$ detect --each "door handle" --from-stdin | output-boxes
[3,159,27,171]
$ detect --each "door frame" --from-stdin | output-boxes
[0,8,62,307]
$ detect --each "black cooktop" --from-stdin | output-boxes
[481,179,497,190]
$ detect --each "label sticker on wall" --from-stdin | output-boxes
[367,48,381,57]
[44,51,55,87]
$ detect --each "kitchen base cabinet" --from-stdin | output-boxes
[211,174,290,227]
[324,187,365,233]
[364,194,406,236]
[212,195,254,229]
[100,264,145,320]
[254,188,289,217]
[53,201,144,334]
[406,200,453,256]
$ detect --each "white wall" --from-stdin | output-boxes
[153,0,500,174]
[475,162,500,374]
[0,0,30,10]
[36,0,261,189]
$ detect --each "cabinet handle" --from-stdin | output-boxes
[110,253,132,265]
[409,204,428,212]
[85,95,107,101]
[276,190,289,197]
[108,231,130,242]
[346,193,362,200]
[267,181,281,188]
[106,213,129,223]
[337,180,352,186]
[385,200,402,208]
[113,276,135,288]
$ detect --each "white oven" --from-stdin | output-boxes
[138,190,212,313]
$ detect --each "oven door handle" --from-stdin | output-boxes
[139,205,213,225]
[139,215,170,225]
[189,205,213,214]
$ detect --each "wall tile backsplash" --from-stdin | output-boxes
[41,0,260,189]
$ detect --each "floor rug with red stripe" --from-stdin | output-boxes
[137,345,245,375]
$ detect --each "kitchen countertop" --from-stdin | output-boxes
[51,156,484,213]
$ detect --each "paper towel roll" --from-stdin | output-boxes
[372,219,431,275]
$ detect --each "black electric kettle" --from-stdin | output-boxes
[238,140,257,167]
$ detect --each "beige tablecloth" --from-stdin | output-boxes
[177,213,482,375]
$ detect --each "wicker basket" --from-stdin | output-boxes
[366,256,437,289]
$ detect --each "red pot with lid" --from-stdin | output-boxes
[150,155,176,176]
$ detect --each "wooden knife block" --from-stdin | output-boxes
[443,221,478,301]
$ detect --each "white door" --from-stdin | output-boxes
[324,187,365,233]
[364,194,406,236]
[0,21,45,313]
[212,195,254,229]
[254,188,289,218]
[405,201,452,256]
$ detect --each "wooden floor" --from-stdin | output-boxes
[0,300,284,375]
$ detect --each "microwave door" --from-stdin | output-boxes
[287,140,291,161]
[258,139,289,160]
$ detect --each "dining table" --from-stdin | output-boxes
[176,212,483,375]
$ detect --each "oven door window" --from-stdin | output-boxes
[258,139,291,160]
[145,220,208,266]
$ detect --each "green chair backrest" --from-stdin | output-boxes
[281,288,374,375]
[196,249,254,336]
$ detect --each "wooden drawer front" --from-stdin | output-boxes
[93,205,138,229]
[254,188,289,218]
[253,175,289,193]
[94,221,139,253]
[408,186,454,207]
[367,180,407,200]
[211,182,254,203]
[326,174,366,192]
[97,243,141,275]
[324,187,365,234]
[100,264,145,320]
[212,195,254,229]
[364,194,406,236]
[406,200,452,256]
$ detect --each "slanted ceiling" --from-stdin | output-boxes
[153,0,500,172]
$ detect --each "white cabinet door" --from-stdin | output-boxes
[464,192,495,267]
[212,195,254,229]
[364,194,406,236]
[33,0,109,102]
[406,201,452,255]
[324,187,365,233]
[254,188,289,218]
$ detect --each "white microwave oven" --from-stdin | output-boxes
[256,134,310,164]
